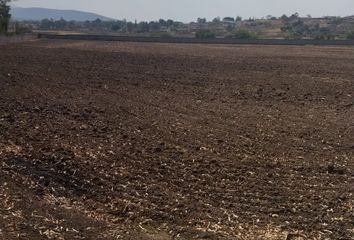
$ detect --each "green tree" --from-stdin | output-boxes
[148,21,161,31]
[197,18,207,25]
[195,29,215,39]
[0,0,11,34]
[347,31,354,40]
[223,17,235,22]
[40,18,54,29]
[137,21,149,32]
[111,22,120,31]
[280,14,288,22]
[281,20,310,39]
[235,16,242,22]
[166,19,174,27]
[126,22,134,33]
[212,17,220,23]
[159,19,167,27]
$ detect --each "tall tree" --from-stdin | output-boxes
[0,0,11,34]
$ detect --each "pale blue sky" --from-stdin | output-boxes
[15,0,354,22]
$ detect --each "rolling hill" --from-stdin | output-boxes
[11,7,115,21]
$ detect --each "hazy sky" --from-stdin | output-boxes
[15,0,354,22]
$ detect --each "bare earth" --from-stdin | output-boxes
[0,40,354,240]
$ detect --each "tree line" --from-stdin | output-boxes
[38,18,181,33]
[35,16,354,40]
[1,0,354,40]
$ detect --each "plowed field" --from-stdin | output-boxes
[1,40,353,239]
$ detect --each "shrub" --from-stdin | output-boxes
[281,20,311,39]
[14,22,32,35]
[226,29,258,39]
[150,32,173,38]
[195,29,216,39]
[347,31,354,40]
[314,33,336,40]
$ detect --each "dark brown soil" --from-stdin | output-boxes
[0,40,354,239]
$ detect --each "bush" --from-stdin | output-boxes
[14,22,32,35]
[195,29,216,39]
[347,31,354,40]
[150,32,173,38]
[281,20,310,39]
[314,33,336,40]
[226,29,258,39]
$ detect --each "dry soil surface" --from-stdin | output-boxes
[0,40,354,239]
